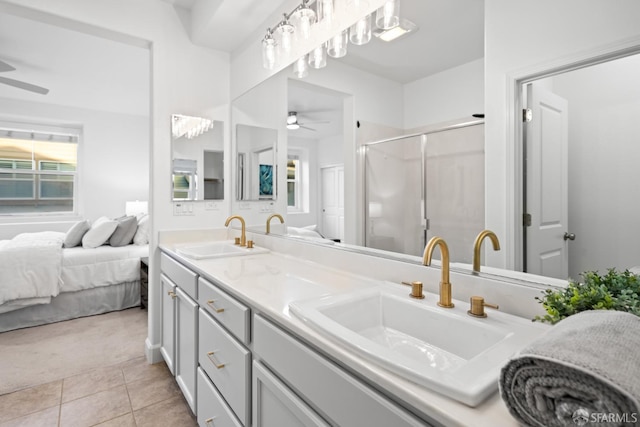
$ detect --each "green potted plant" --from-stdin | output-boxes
[534,268,640,324]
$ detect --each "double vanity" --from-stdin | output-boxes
[158,221,551,427]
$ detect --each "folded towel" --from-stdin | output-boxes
[500,310,640,427]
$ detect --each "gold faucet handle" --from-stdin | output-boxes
[234,237,240,245]
[409,281,424,299]
[247,240,254,249]
[467,296,499,318]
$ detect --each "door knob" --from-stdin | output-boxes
[563,232,576,241]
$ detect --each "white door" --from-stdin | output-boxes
[525,82,570,279]
[320,166,344,241]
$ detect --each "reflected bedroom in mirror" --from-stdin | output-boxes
[171,114,224,201]
[235,124,277,201]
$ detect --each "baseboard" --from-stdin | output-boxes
[145,337,163,364]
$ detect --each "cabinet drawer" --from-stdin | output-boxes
[197,368,243,427]
[161,252,198,299]
[199,309,251,426]
[253,315,430,427]
[199,277,250,344]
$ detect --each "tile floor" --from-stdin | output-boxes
[0,356,197,427]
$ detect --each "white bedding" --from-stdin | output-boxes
[61,244,148,292]
[0,232,64,314]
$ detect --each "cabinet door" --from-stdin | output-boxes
[160,274,176,375]
[253,361,329,427]
[176,287,198,415]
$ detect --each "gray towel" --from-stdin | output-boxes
[500,310,640,427]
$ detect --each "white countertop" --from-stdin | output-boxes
[159,236,528,427]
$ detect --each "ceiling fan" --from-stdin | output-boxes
[0,60,49,95]
[286,111,329,131]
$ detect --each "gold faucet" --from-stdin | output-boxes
[266,213,284,234]
[472,230,501,274]
[225,215,246,247]
[422,236,454,308]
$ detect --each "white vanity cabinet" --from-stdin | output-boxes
[253,314,432,427]
[160,253,199,414]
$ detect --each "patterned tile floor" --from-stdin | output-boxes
[0,356,198,427]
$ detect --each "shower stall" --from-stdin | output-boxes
[363,120,485,263]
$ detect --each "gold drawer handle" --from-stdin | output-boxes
[167,291,176,299]
[205,417,216,426]
[207,351,225,369]
[207,299,224,313]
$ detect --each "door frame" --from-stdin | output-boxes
[506,36,640,272]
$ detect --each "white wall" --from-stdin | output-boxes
[404,58,484,129]
[545,55,640,278]
[484,0,640,269]
[0,98,148,239]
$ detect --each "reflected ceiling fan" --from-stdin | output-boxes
[286,111,329,131]
[0,60,49,95]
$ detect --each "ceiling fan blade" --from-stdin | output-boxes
[0,76,49,95]
[300,120,330,125]
[0,60,16,73]
[300,125,316,131]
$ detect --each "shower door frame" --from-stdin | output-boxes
[362,118,485,253]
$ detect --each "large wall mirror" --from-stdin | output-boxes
[235,124,277,201]
[230,0,640,289]
[171,114,224,201]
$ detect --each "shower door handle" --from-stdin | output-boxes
[563,232,576,241]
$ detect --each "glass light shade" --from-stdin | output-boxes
[349,14,372,45]
[308,44,327,69]
[327,29,348,58]
[317,0,334,24]
[293,55,309,78]
[376,0,400,30]
[347,0,369,9]
[291,5,316,40]
[275,18,295,54]
[262,34,276,69]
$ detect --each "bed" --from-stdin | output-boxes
[0,216,149,332]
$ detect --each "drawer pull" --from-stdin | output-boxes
[167,291,176,299]
[205,417,216,426]
[207,351,225,369]
[206,299,225,313]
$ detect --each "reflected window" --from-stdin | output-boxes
[287,155,299,208]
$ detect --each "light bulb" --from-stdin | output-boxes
[262,30,276,69]
[275,15,295,54]
[293,55,309,78]
[317,0,334,24]
[291,2,316,40]
[327,29,348,58]
[308,44,327,69]
[376,0,400,30]
[349,13,372,45]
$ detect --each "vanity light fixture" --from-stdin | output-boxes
[263,0,388,76]
[171,114,214,140]
[293,54,310,78]
[373,18,417,42]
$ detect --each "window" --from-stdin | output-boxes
[0,124,79,215]
[287,155,300,209]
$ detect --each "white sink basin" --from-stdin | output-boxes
[289,284,548,406]
[176,240,269,259]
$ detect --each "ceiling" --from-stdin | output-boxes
[0,0,483,131]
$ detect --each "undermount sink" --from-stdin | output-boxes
[289,283,548,406]
[176,240,269,259]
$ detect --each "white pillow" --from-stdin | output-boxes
[82,216,118,248]
[133,214,150,245]
[63,220,90,248]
